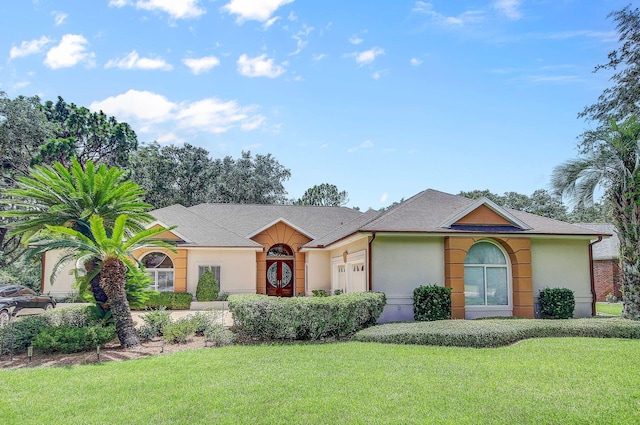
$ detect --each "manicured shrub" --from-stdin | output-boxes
[162,317,197,344]
[413,284,452,321]
[196,269,219,301]
[32,324,116,353]
[138,308,172,340]
[228,292,386,341]
[333,289,344,295]
[0,315,48,354]
[43,305,93,327]
[539,287,575,319]
[204,323,235,347]
[143,292,192,310]
[312,289,328,297]
[187,311,221,335]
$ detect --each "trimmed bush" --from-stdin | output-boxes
[162,317,197,344]
[196,269,219,301]
[138,308,172,340]
[188,312,220,336]
[312,289,328,297]
[353,318,640,348]
[143,292,192,310]
[539,287,575,319]
[0,315,48,354]
[43,305,93,327]
[32,324,116,353]
[204,323,236,347]
[228,292,386,341]
[413,284,451,321]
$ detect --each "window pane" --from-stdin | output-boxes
[157,271,174,292]
[464,266,485,305]
[486,267,508,305]
[464,242,506,265]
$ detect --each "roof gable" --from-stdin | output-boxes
[440,197,532,230]
[247,217,316,240]
[147,221,190,243]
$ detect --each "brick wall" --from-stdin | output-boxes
[593,259,621,301]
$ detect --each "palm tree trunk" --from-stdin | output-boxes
[84,258,109,310]
[100,257,141,348]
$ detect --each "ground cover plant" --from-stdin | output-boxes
[352,317,640,347]
[1,338,639,424]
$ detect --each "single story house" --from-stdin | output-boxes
[42,189,609,320]
[577,223,621,302]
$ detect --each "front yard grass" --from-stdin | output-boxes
[596,302,623,316]
[1,338,639,424]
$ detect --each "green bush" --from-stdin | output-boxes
[539,287,575,319]
[228,292,386,341]
[218,292,230,301]
[162,317,197,344]
[204,323,235,347]
[413,284,451,321]
[0,315,48,354]
[32,324,116,353]
[312,289,328,297]
[125,266,153,309]
[353,318,640,348]
[142,292,192,310]
[138,307,172,340]
[43,305,93,327]
[187,312,220,335]
[196,269,219,301]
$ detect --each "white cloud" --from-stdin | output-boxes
[493,0,521,20]
[349,35,363,45]
[290,25,313,55]
[90,89,265,136]
[312,53,327,61]
[320,143,328,148]
[348,140,373,153]
[410,57,422,66]
[413,1,484,27]
[350,47,384,66]
[11,81,31,90]
[52,11,68,26]
[380,193,388,203]
[222,0,294,23]
[110,0,205,19]
[156,132,185,144]
[44,34,95,69]
[263,16,279,29]
[237,54,286,78]
[183,56,220,74]
[288,11,297,21]
[9,36,52,60]
[105,50,173,70]
[371,69,388,79]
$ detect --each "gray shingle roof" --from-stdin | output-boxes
[576,223,619,260]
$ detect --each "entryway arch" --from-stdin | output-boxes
[266,243,294,297]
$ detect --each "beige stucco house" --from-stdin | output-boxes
[42,189,608,321]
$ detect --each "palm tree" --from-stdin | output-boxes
[32,214,175,347]
[1,158,154,306]
[552,115,640,319]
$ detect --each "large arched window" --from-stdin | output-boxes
[141,252,174,292]
[464,241,509,306]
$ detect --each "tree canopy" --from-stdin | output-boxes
[295,183,349,206]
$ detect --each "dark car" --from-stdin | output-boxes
[0,285,56,326]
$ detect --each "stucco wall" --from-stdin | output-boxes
[531,238,593,317]
[371,235,445,322]
[42,250,77,297]
[185,249,257,295]
[305,250,331,294]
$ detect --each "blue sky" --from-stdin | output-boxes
[0,0,630,209]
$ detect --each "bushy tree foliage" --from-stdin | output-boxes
[295,183,349,206]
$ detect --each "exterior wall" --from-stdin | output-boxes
[41,250,77,297]
[329,237,369,295]
[305,250,331,294]
[593,259,621,301]
[185,249,257,295]
[444,236,534,319]
[531,238,593,317]
[371,235,445,322]
[134,247,188,292]
[251,222,312,296]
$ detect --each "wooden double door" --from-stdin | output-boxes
[266,259,294,297]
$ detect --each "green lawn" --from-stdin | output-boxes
[596,302,623,316]
[1,338,639,424]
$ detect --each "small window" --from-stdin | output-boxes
[142,252,174,292]
[267,244,293,257]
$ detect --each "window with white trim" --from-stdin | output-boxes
[142,252,174,292]
[464,241,509,306]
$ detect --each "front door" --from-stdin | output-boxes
[266,259,294,297]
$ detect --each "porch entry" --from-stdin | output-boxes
[266,244,294,297]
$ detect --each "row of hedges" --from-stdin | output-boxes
[228,292,386,340]
[353,317,640,348]
[136,292,193,310]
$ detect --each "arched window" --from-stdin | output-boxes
[141,252,174,292]
[464,241,509,306]
[267,244,293,257]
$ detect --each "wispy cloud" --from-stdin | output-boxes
[493,0,521,20]
[380,193,388,203]
[290,25,313,55]
[222,0,293,23]
[109,0,206,20]
[413,1,484,27]
[347,47,384,66]
[312,53,327,61]
[44,34,95,69]
[237,54,286,78]
[349,35,363,45]
[348,140,373,153]
[372,69,388,80]
[52,11,68,26]
[183,56,220,74]
[410,57,422,66]
[9,36,52,60]
[105,50,173,70]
